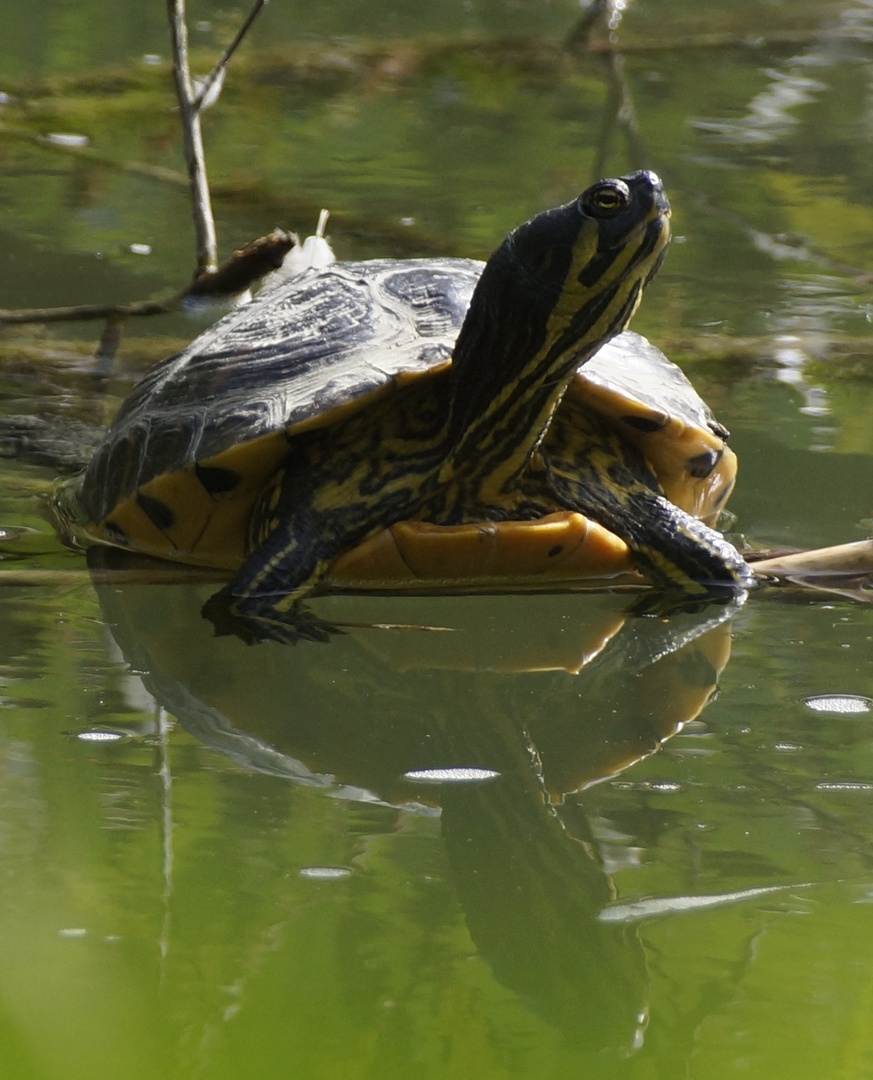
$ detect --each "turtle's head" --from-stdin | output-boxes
[446,171,671,482]
[508,170,671,334]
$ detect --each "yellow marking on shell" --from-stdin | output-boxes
[327,512,634,589]
[395,359,451,385]
[565,370,738,524]
[90,430,292,570]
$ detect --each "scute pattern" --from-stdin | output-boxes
[83,259,484,521]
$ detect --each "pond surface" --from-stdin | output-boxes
[3,1,873,1077]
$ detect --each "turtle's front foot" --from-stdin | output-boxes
[202,588,343,646]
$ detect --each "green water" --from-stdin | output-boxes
[3,1,873,1076]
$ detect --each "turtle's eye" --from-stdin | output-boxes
[580,180,630,217]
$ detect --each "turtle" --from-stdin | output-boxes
[54,170,754,643]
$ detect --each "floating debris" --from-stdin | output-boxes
[403,767,500,784]
[45,132,89,148]
[76,730,127,743]
[599,882,812,923]
[299,866,353,881]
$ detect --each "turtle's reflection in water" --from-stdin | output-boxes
[94,559,733,1054]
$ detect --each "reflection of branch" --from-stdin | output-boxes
[586,30,824,54]
[567,3,648,183]
[590,50,647,181]
[0,122,189,185]
[563,0,609,56]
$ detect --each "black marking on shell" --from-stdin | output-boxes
[710,484,732,509]
[195,462,243,496]
[136,492,176,532]
[548,544,563,557]
[686,448,721,479]
[103,520,129,546]
[621,412,668,434]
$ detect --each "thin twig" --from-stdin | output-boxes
[0,299,173,325]
[192,0,271,112]
[166,0,219,276]
[0,230,296,326]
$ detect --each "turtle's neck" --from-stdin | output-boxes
[439,193,668,502]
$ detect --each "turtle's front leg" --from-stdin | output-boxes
[542,413,754,595]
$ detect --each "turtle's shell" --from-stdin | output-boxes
[60,258,735,581]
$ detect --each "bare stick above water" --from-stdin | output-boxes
[167,0,219,277]
[0,1,283,337]
[192,0,271,112]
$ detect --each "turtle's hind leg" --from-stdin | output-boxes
[202,467,373,645]
[202,417,437,645]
